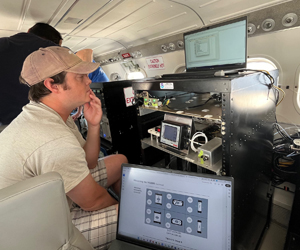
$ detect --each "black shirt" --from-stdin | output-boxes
[0,33,55,125]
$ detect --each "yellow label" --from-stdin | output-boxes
[198,150,204,165]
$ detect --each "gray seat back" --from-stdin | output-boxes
[0,172,94,250]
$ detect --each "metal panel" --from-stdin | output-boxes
[132,77,232,92]
[227,71,278,249]
[132,70,278,250]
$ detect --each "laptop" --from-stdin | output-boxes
[161,16,247,79]
[109,163,234,250]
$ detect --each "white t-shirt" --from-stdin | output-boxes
[0,101,90,194]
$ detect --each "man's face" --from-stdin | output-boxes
[62,72,92,107]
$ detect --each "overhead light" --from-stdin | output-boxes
[168,43,176,50]
[161,45,167,52]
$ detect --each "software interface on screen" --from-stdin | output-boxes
[184,19,246,71]
[118,166,233,250]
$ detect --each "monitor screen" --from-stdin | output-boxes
[163,125,178,142]
[184,16,247,72]
[117,164,234,250]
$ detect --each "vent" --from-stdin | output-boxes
[282,13,298,27]
[110,73,121,81]
[64,17,83,24]
[247,23,256,35]
[262,19,275,32]
[177,41,184,48]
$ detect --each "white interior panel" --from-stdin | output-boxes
[64,0,125,37]
[62,36,89,51]
[55,0,111,36]
[86,1,168,38]
[62,37,100,52]
[21,0,69,31]
[104,3,201,47]
[248,27,300,124]
[63,35,125,55]
[72,0,154,37]
[172,0,291,24]
[48,0,78,28]
[92,41,125,56]
[0,0,25,30]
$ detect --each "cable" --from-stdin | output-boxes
[272,85,285,107]
[186,96,214,109]
[166,93,218,110]
[242,69,282,105]
[166,155,177,169]
[190,132,208,153]
[273,123,293,141]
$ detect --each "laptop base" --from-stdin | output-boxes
[109,239,149,250]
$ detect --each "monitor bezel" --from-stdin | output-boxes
[160,120,183,149]
[184,16,248,73]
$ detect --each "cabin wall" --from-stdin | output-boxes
[101,49,185,79]
[248,26,300,125]
[102,26,300,126]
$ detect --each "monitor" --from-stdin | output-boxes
[117,163,234,250]
[160,120,190,150]
[184,16,247,72]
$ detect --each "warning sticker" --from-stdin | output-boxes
[146,56,165,70]
[123,87,134,107]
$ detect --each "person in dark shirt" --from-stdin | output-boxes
[0,23,62,126]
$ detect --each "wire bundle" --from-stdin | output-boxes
[190,132,208,153]
[272,123,299,186]
[245,69,285,106]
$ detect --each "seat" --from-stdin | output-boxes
[0,172,94,250]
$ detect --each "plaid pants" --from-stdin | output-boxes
[70,160,118,250]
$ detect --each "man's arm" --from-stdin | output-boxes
[83,90,102,169]
[67,173,118,211]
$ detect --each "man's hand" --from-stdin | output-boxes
[71,106,83,121]
[83,90,102,127]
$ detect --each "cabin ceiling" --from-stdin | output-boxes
[0,0,293,57]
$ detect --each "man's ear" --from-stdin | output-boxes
[44,78,59,93]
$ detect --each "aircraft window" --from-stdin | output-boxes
[127,70,146,80]
[247,57,277,71]
[110,73,122,81]
[297,72,300,109]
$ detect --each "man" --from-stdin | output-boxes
[28,22,63,46]
[0,46,127,249]
[0,23,61,126]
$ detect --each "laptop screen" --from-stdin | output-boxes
[184,16,247,72]
[117,164,233,250]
